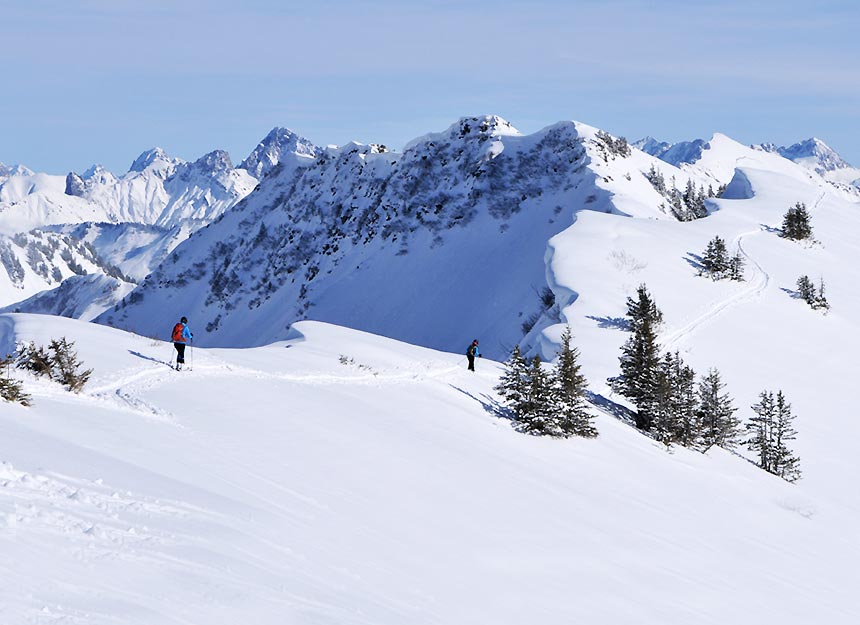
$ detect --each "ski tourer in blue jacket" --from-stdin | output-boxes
[466,339,481,371]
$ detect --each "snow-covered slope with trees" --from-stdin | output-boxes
[100,116,713,355]
[0,229,130,308]
[0,129,323,314]
[0,314,857,624]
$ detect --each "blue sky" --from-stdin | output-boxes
[2,0,858,173]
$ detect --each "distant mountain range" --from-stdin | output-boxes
[635,135,860,190]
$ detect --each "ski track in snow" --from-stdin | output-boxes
[0,460,198,562]
[661,228,770,352]
[77,347,487,426]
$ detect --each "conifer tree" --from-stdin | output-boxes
[520,355,556,435]
[626,283,664,330]
[651,353,678,446]
[814,277,830,311]
[746,390,775,471]
[0,354,30,406]
[746,390,801,482]
[781,202,813,241]
[610,284,663,430]
[701,236,729,278]
[494,345,530,419]
[696,368,741,449]
[649,352,701,448]
[728,250,745,281]
[552,327,597,438]
[667,352,701,447]
[797,275,816,305]
[48,337,92,393]
[772,391,801,482]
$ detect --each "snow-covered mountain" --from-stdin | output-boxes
[0,129,327,238]
[0,130,325,314]
[641,134,860,192]
[757,137,860,189]
[633,136,710,166]
[100,116,717,354]
[239,127,319,180]
[0,147,257,233]
[0,162,34,178]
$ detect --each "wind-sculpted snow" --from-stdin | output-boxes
[101,116,701,356]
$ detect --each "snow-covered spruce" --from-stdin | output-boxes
[494,327,596,438]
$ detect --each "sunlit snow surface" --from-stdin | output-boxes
[0,314,857,624]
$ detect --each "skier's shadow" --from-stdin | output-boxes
[128,350,173,368]
[449,385,513,422]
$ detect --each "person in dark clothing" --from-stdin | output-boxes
[466,339,481,371]
[171,316,193,370]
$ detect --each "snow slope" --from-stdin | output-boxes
[46,222,190,282]
[0,229,129,309]
[0,314,857,624]
[541,137,860,516]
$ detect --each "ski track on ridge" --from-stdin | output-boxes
[660,189,827,352]
[661,228,770,352]
[78,345,487,424]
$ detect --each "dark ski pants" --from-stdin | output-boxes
[467,355,475,371]
[174,342,186,364]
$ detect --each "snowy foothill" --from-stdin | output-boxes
[0,313,858,624]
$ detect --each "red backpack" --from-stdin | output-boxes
[172,323,185,342]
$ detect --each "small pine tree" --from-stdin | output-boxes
[796,275,816,305]
[746,391,775,472]
[701,236,729,278]
[610,284,663,431]
[781,202,813,241]
[696,368,741,450]
[626,283,664,330]
[772,391,802,482]
[494,345,530,419]
[668,352,701,448]
[520,355,556,435]
[0,354,30,406]
[612,314,660,431]
[814,277,830,311]
[651,353,678,447]
[16,341,52,377]
[728,250,745,281]
[746,390,801,482]
[552,327,597,438]
[48,337,92,393]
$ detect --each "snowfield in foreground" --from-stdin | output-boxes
[0,314,857,624]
